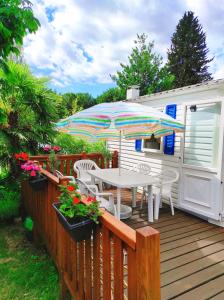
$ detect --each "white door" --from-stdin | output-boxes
[180,101,223,220]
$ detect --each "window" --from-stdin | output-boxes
[183,102,221,168]
[142,135,163,153]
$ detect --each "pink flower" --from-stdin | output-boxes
[30,170,36,177]
[52,146,61,152]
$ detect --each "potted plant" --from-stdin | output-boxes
[21,160,48,191]
[53,183,102,242]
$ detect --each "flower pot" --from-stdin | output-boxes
[29,175,48,191]
[52,203,96,242]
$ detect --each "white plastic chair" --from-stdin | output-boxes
[131,163,151,208]
[74,159,103,191]
[55,170,76,183]
[76,178,116,215]
[153,169,179,219]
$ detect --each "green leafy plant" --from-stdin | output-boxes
[24,216,34,231]
[0,185,20,220]
[0,0,40,62]
[58,183,102,224]
[55,132,111,159]
[48,150,58,174]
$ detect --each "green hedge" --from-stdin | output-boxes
[54,132,111,159]
[0,182,20,221]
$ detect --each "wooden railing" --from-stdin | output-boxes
[30,151,119,177]
[21,168,160,300]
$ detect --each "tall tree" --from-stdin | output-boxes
[167,11,213,88]
[0,0,40,62]
[111,34,174,96]
[96,87,125,103]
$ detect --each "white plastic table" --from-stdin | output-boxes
[88,168,157,222]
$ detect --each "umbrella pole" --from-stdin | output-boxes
[119,130,121,176]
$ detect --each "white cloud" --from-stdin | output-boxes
[24,0,224,89]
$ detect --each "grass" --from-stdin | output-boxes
[0,221,59,300]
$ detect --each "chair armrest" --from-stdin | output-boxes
[64,176,76,181]
[96,192,114,197]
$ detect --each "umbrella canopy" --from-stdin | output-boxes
[56,101,184,138]
[56,101,184,174]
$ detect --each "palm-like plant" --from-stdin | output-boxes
[0,60,59,173]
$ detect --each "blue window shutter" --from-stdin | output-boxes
[164,104,177,155]
[135,140,142,152]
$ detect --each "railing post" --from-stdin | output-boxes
[81,152,87,159]
[136,226,160,300]
[112,151,118,168]
[100,154,105,169]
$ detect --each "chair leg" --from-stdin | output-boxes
[169,195,175,216]
[154,193,160,220]
[132,187,137,208]
[140,189,145,209]
[99,181,103,192]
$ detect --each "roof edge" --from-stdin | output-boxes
[127,78,224,102]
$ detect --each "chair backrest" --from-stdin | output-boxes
[74,159,99,178]
[160,169,179,195]
[133,163,151,175]
[76,178,98,197]
[55,170,64,178]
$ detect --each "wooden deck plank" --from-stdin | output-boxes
[174,274,224,300]
[161,241,224,273]
[161,233,224,262]
[161,228,224,252]
[210,290,224,300]
[161,249,224,286]
[160,223,214,242]
[161,259,224,299]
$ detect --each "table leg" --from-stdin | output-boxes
[116,188,121,220]
[132,187,137,207]
[147,185,153,222]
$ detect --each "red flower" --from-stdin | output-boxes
[30,170,36,177]
[14,152,29,161]
[67,185,75,192]
[86,196,96,202]
[52,146,61,152]
[73,197,80,204]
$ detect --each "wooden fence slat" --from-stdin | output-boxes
[102,225,111,300]
[127,246,137,300]
[70,239,78,291]
[78,241,85,299]
[93,227,101,300]
[84,238,92,299]
[113,235,124,300]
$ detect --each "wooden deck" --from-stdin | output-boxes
[111,189,224,300]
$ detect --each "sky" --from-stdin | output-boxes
[23,0,224,97]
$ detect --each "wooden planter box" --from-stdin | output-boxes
[52,203,96,242]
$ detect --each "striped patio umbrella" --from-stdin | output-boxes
[56,101,184,174]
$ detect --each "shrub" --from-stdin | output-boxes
[0,182,20,221]
[54,132,111,159]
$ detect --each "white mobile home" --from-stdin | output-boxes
[107,79,224,226]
